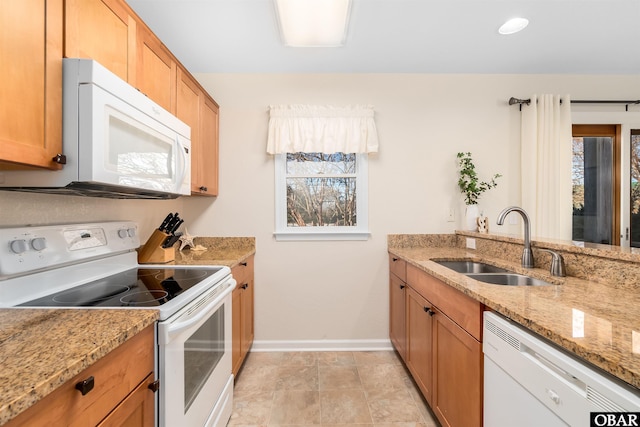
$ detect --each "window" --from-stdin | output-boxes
[571,124,621,245]
[274,152,369,240]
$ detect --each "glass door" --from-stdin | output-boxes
[571,125,621,245]
[630,129,640,247]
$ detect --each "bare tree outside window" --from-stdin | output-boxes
[285,153,357,227]
[631,131,640,246]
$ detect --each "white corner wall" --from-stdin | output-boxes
[186,73,640,349]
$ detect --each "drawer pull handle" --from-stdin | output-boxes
[148,380,160,392]
[423,307,436,316]
[75,376,94,396]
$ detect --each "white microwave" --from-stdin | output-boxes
[0,58,191,199]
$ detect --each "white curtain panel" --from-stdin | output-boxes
[267,104,379,154]
[521,94,573,240]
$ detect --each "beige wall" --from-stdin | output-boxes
[1,73,638,349]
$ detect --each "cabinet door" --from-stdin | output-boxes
[389,273,406,360]
[231,287,243,376]
[241,275,255,355]
[97,373,155,427]
[64,0,136,83]
[136,24,176,112]
[192,96,219,196]
[0,0,62,169]
[175,68,201,192]
[405,286,434,404]
[432,311,482,427]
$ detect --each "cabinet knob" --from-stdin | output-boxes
[240,262,248,266]
[148,380,160,393]
[400,285,405,290]
[75,376,95,396]
[199,186,208,192]
[52,153,67,164]
[241,283,248,290]
[392,257,398,262]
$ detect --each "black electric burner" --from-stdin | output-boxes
[20,267,223,308]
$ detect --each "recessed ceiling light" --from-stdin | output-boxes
[274,0,351,47]
[498,17,529,35]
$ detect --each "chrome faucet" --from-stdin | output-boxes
[497,206,534,268]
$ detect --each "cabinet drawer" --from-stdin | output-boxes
[407,264,483,340]
[232,256,254,286]
[8,325,154,427]
[389,254,407,282]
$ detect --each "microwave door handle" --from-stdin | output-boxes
[176,136,188,188]
[160,281,235,343]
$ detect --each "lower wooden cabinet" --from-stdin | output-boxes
[432,308,482,427]
[232,255,255,376]
[389,271,407,360]
[389,255,484,427]
[7,325,156,427]
[97,373,155,427]
[405,286,434,404]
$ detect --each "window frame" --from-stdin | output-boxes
[274,152,370,241]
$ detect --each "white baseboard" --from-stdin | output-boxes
[250,339,393,352]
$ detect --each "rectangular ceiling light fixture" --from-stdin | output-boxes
[274,0,351,47]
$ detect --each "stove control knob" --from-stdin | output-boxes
[30,237,47,251]
[10,239,29,254]
[117,229,128,239]
[127,228,136,238]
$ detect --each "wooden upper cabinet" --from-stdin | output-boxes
[64,0,136,83]
[136,24,176,112]
[0,0,63,169]
[196,96,220,196]
[176,68,220,196]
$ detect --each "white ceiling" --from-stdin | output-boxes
[127,0,640,74]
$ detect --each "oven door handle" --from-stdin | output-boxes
[160,280,235,344]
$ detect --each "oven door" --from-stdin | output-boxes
[157,278,235,427]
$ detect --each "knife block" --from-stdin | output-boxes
[138,230,175,264]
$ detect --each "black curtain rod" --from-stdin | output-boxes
[508,97,640,111]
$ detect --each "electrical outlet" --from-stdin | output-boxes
[447,208,455,222]
[466,238,476,249]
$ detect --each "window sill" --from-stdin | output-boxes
[274,230,371,241]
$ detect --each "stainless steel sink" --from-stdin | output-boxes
[466,273,553,287]
[435,261,510,274]
[435,260,554,286]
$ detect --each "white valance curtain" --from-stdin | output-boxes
[267,105,379,154]
[520,94,573,240]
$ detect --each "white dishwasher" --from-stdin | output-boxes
[483,311,640,427]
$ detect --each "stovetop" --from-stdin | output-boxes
[18,266,224,308]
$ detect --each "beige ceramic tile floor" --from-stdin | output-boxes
[229,350,440,426]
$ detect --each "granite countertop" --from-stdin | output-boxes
[0,309,158,426]
[388,245,640,390]
[173,237,255,267]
